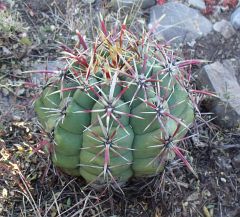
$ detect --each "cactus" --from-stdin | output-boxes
[34,21,197,185]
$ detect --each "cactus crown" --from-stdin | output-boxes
[34,19,197,186]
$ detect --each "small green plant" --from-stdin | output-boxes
[34,18,200,186]
[0,7,31,63]
[0,9,26,39]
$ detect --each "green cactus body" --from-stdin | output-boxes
[34,24,195,185]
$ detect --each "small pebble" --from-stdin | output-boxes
[82,0,95,3]
[3,47,11,55]
[14,69,22,75]
[2,88,9,96]
[0,203,3,213]
[188,0,206,10]
[12,115,22,122]
[232,153,240,169]
[16,88,25,96]
[50,25,56,31]
[220,177,227,183]
[2,188,8,198]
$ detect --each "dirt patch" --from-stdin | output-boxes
[191,32,240,61]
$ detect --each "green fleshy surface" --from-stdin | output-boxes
[52,152,80,169]
[72,77,98,109]
[58,100,91,134]
[133,129,164,159]
[91,99,130,127]
[35,57,195,184]
[79,150,132,176]
[101,81,122,97]
[42,86,61,108]
[54,125,82,155]
[34,99,60,132]
[130,98,160,134]
[133,157,165,177]
[82,125,134,155]
[123,77,155,108]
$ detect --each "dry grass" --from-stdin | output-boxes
[2,116,238,216]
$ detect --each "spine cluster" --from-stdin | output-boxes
[34,20,200,185]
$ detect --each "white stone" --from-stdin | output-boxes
[148,3,212,44]
[2,47,11,55]
[197,60,240,128]
[2,88,9,97]
[231,7,240,30]
[188,0,206,10]
[220,177,227,183]
[213,19,236,39]
[82,0,95,3]
[31,60,65,85]
[111,0,155,9]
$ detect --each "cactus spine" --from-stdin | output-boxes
[34,20,197,185]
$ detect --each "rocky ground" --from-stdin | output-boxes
[0,0,240,216]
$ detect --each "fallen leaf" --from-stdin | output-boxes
[2,188,8,198]
[19,37,32,46]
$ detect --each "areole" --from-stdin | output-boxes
[34,20,198,186]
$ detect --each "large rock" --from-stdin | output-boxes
[213,19,236,39]
[228,59,240,85]
[148,3,212,44]
[110,0,155,9]
[197,60,240,129]
[231,7,240,30]
[32,60,65,71]
[31,60,65,85]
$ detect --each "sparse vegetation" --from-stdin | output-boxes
[0,3,31,64]
[0,9,26,38]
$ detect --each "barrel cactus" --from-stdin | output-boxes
[34,21,197,185]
